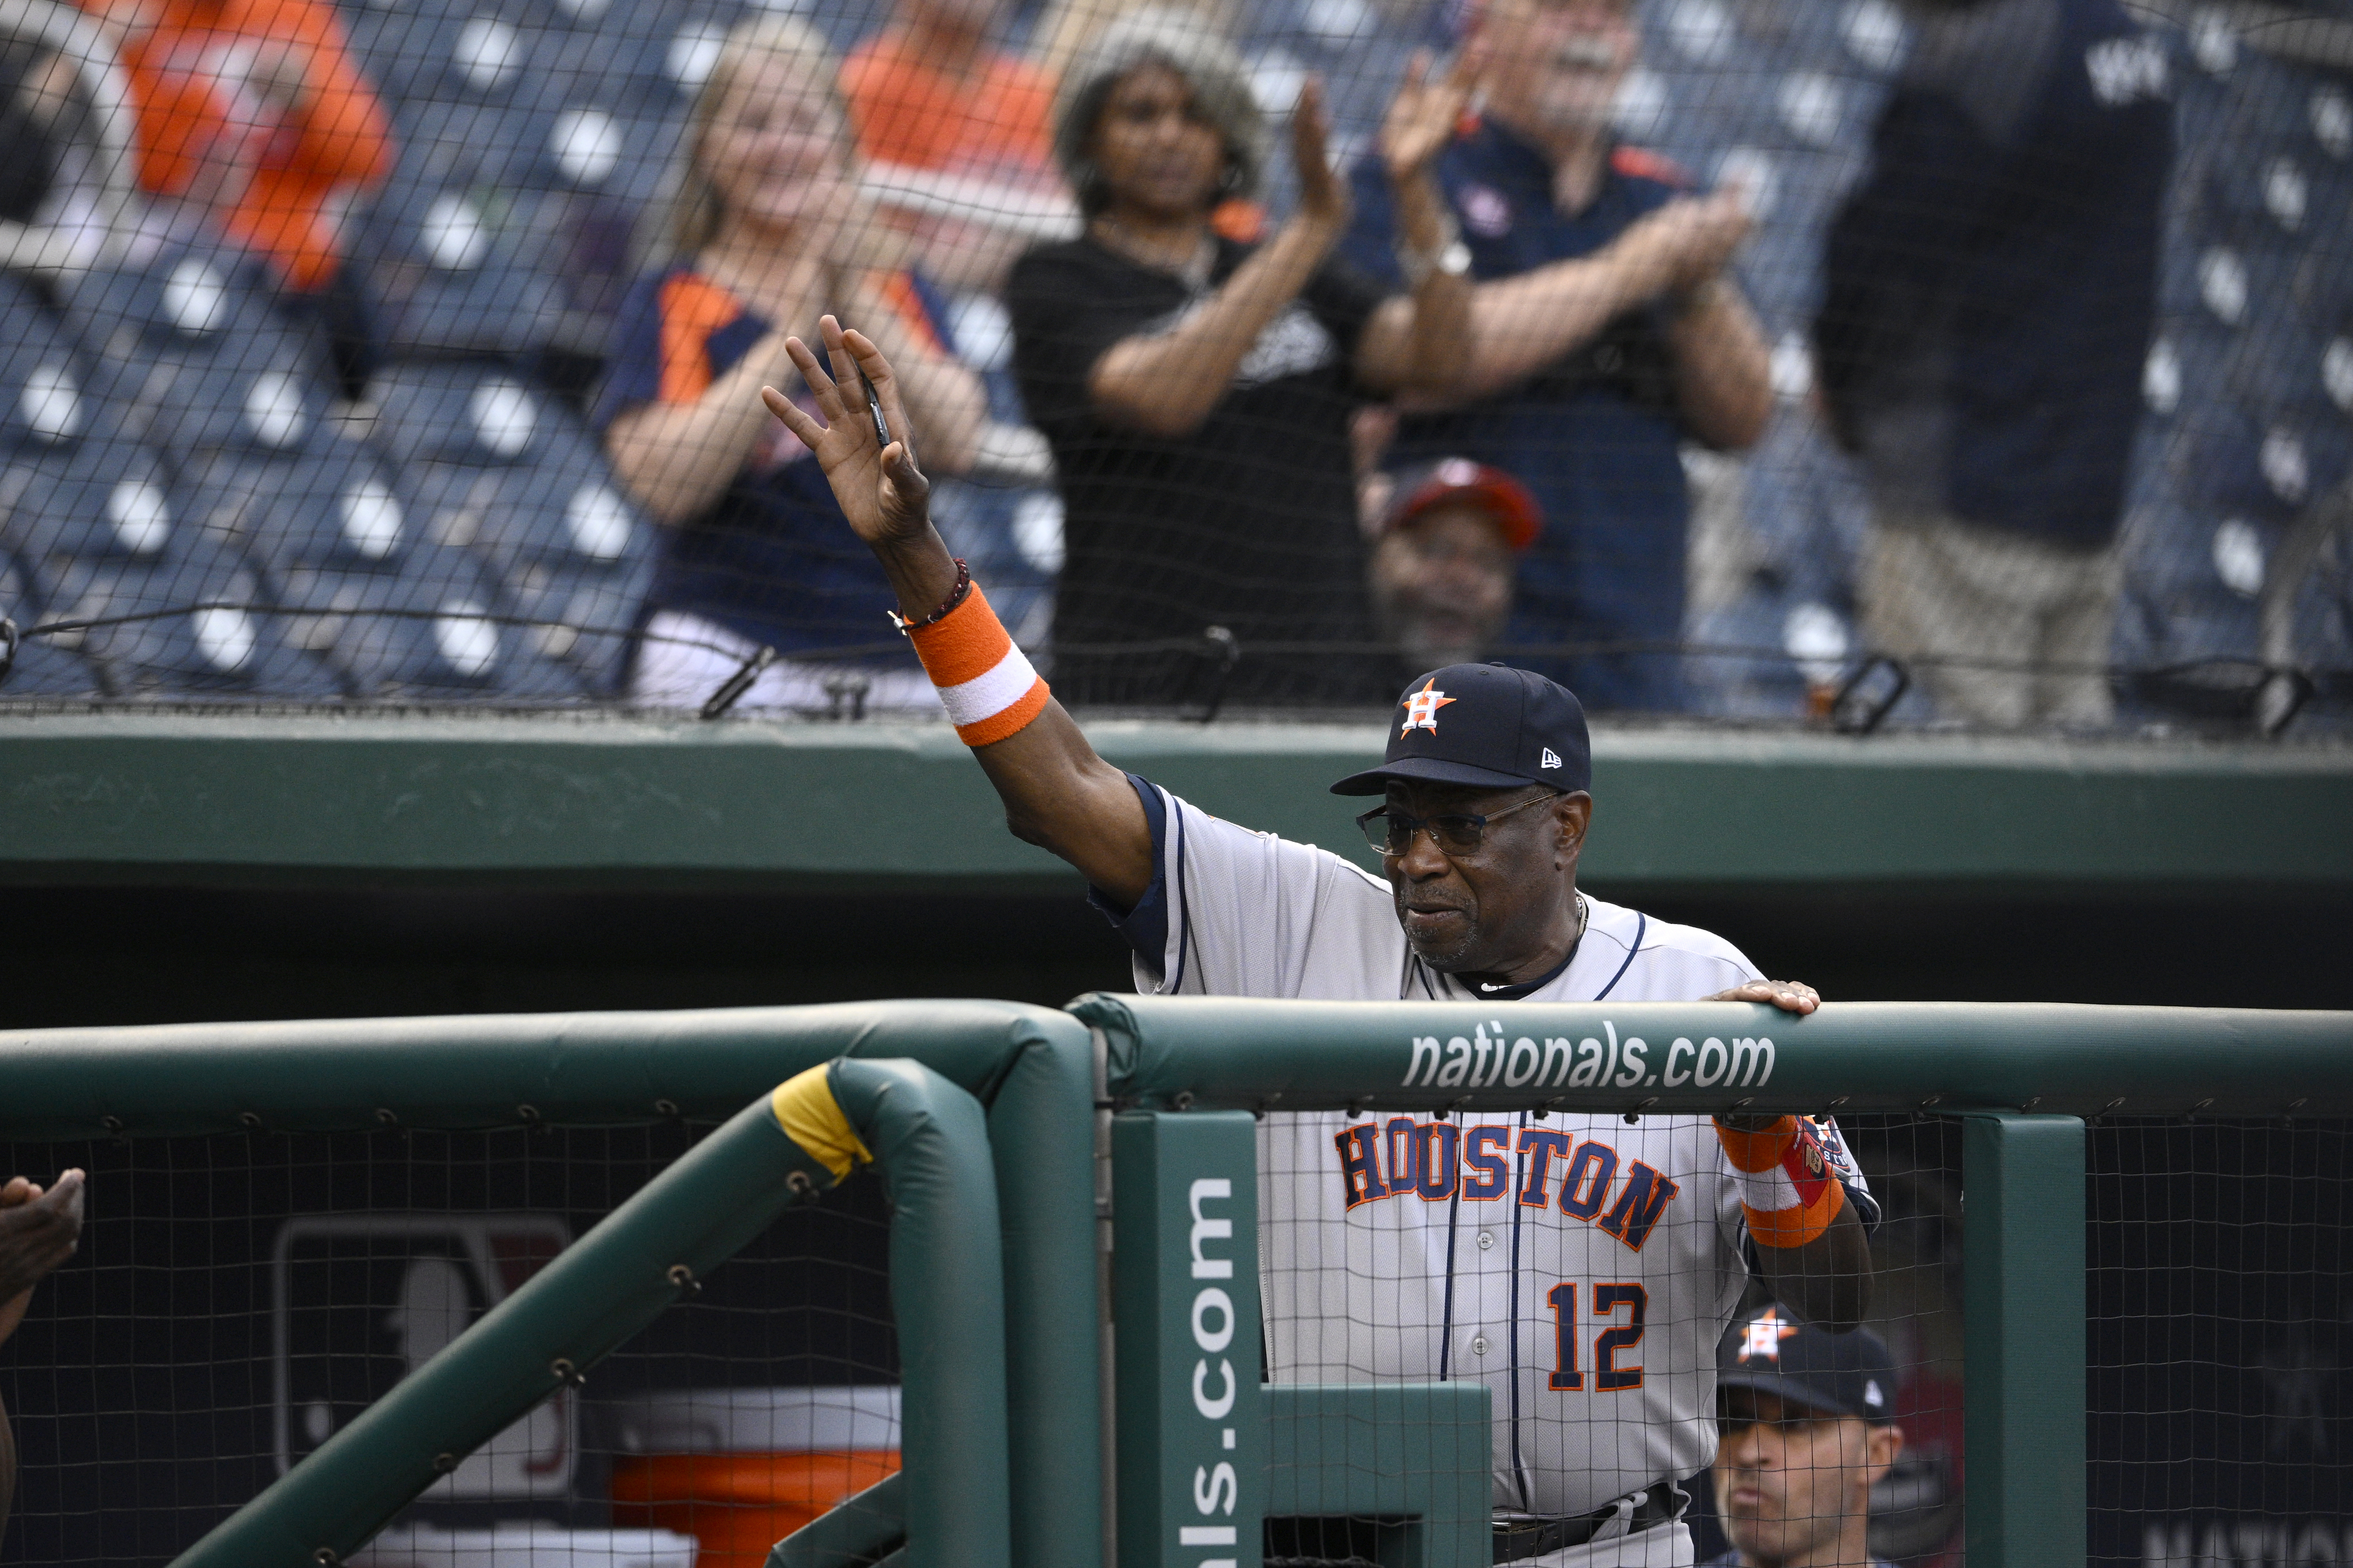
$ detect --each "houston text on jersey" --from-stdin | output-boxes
[1332,1119,1682,1251]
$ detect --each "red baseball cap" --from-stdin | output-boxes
[1378,458,1543,553]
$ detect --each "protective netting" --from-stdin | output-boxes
[0,0,2347,728]
[0,1123,899,1568]
[0,1114,2343,1565]
[1255,1113,2353,1568]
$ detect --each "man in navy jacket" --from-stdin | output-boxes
[1816,0,2174,728]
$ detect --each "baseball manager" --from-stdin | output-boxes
[763,319,1877,1568]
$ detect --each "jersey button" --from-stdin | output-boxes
[1475,1229,1495,1251]
[1470,1334,1490,1356]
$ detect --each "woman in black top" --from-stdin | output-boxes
[1008,9,1472,707]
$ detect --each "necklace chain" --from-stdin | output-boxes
[1093,216,1215,290]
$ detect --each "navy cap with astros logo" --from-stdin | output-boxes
[1717,1305,1900,1425]
[1329,663,1592,796]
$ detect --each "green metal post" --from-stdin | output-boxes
[1114,1111,1265,1568]
[1263,1384,1491,1567]
[1961,1113,2085,1568]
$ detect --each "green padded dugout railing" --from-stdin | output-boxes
[170,1057,1004,1568]
[0,1002,1096,1568]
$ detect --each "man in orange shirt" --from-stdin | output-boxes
[840,0,1065,292]
[84,0,391,295]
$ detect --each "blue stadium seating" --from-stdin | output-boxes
[0,549,106,697]
[25,535,345,696]
[58,245,326,379]
[367,362,654,691]
[59,248,341,461]
[354,175,571,362]
[0,0,2342,712]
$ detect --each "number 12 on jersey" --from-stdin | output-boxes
[1546,1282,1647,1391]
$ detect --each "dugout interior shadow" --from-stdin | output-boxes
[0,882,2342,1028]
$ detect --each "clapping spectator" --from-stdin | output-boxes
[80,0,390,377]
[1816,0,2172,729]
[0,1170,84,1534]
[841,0,1068,294]
[1008,10,1474,707]
[1,7,148,277]
[1367,457,1543,680]
[1343,0,1773,713]
[598,18,987,713]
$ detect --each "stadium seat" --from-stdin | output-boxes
[55,245,313,369]
[360,7,548,105]
[59,247,340,461]
[0,548,106,697]
[353,176,570,362]
[270,546,585,698]
[177,435,583,697]
[22,532,344,696]
[367,363,652,691]
[0,283,94,460]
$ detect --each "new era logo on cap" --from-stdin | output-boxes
[1541,748,1562,770]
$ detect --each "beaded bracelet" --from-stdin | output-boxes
[888,557,972,633]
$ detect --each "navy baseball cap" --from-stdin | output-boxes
[1717,1306,1899,1424]
[1329,663,1592,796]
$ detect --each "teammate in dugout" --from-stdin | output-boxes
[761,319,1875,1568]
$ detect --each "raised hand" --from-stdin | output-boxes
[1379,49,1474,183]
[1292,77,1351,230]
[759,315,931,549]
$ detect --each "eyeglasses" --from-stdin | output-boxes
[1355,792,1555,857]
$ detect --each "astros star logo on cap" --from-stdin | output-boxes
[1737,1307,1802,1363]
[1400,678,1456,736]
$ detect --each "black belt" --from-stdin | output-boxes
[1491,1480,1681,1563]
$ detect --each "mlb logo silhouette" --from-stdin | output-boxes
[273,1213,576,1497]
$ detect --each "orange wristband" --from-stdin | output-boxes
[1715,1116,1847,1249]
[904,581,1050,746]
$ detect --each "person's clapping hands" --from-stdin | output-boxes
[1624,183,1753,298]
[0,1170,83,1347]
[1291,78,1351,232]
[1378,48,1475,185]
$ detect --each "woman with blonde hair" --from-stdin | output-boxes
[597,15,984,711]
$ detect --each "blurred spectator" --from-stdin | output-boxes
[1815,0,2172,730]
[597,17,986,713]
[0,1169,84,1535]
[1,37,71,227]
[1367,456,1542,676]
[1028,0,1238,84]
[1705,1306,1905,1568]
[841,0,1070,293]
[80,0,390,370]
[1007,10,1474,707]
[1,4,154,275]
[1343,0,1773,714]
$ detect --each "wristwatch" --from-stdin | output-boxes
[1396,222,1472,288]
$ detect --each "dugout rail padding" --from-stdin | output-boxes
[0,1001,1098,1568]
[1,998,2348,1568]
